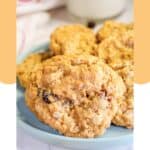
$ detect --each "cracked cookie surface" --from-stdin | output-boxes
[25,54,126,138]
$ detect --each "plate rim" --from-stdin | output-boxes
[18,119,133,142]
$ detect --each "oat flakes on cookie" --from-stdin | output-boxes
[17,51,50,88]
[25,54,126,138]
[50,24,96,56]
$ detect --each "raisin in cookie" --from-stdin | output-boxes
[96,21,133,42]
[25,54,126,138]
[50,24,96,56]
[95,25,134,128]
[17,51,50,88]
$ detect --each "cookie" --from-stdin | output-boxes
[96,21,133,42]
[95,24,134,128]
[96,30,134,69]
[112,87,133,128]
[50,24,96,56]
[17,51,51,88]
[25,54,126,138]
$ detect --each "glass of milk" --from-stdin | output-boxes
[66,0,126,20]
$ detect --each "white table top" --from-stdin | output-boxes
[17,1,133,149]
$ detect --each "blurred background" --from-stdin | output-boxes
[17,0,133,149]
[17,0,133,54]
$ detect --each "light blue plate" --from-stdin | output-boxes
[17,42,133,150]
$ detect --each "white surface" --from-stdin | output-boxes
[134,83,150,150]
[0,83,16,150]
[16,0,134,149]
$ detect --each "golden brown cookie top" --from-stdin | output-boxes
[50,24,96,56]
[96,29,134,70]
[26,54,126,137]
[96,21,133,42]
[17,51,50,88]
[31,54,126,104]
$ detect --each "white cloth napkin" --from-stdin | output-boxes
[17,12,51,54]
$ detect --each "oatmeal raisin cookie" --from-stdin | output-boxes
[25,54,126,138]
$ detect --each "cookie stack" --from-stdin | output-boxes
[17,21,134,138]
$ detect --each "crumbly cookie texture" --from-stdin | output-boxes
[96,30,134,69]
[96,22,134,128]
[50,24,96,56]
[25,54,126,138]
[96,21,133,42]
[17,51,51,88]
[112,87,133,128]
